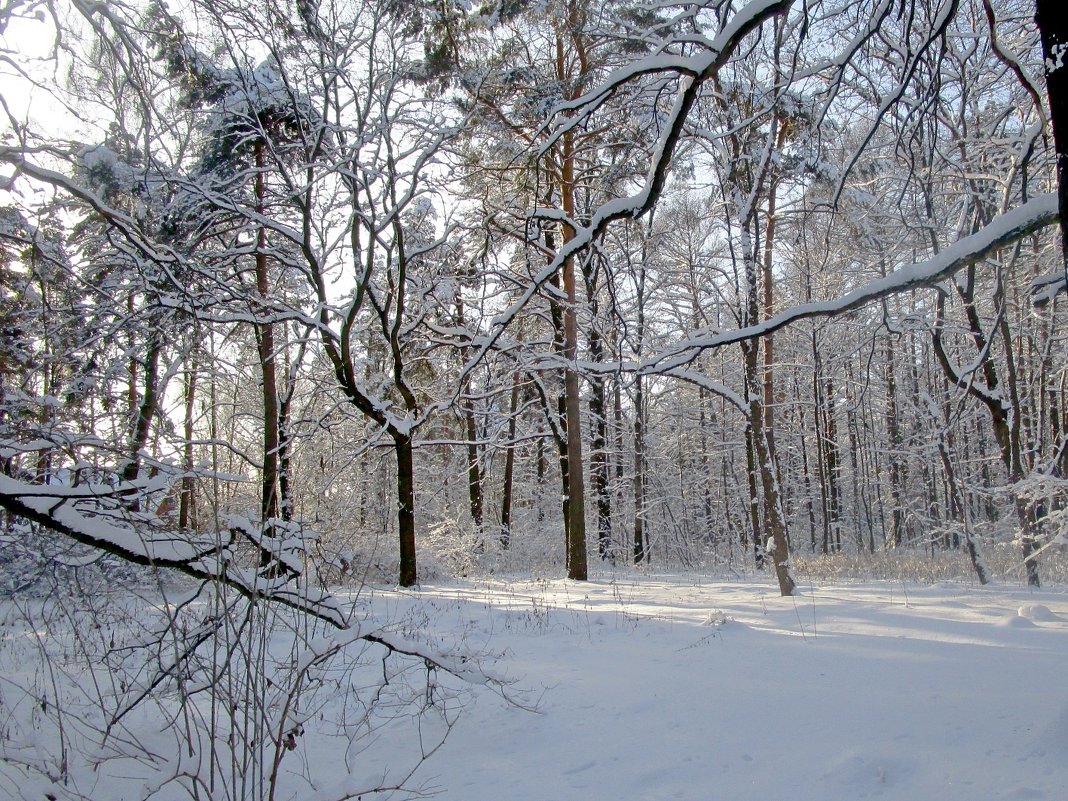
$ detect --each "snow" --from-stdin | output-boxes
[397,576,1068,801]
[1046,43,1068,75]
[5,572,1068,800]
[78,144,139,191]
